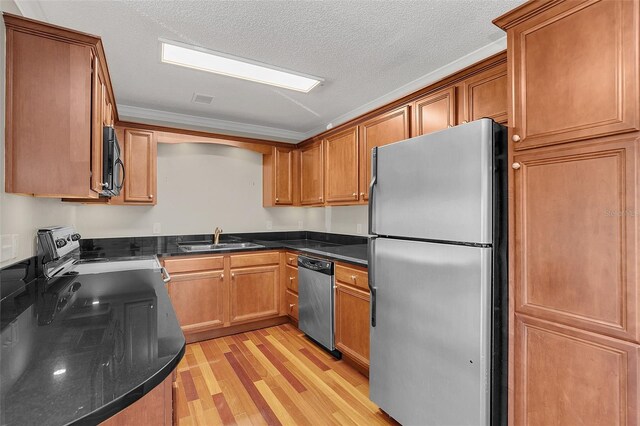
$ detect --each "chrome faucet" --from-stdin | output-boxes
[214,227,223,245]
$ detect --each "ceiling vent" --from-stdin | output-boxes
[191,93,214,105]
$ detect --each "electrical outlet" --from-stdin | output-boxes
[357,223,363,234]
[0,234,18,262]
[298,220,304,230]
[152,223,161,234]
[266,221,273,230]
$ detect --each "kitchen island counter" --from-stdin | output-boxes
[0,262,185,426]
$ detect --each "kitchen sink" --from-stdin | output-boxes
[178,242,264,252]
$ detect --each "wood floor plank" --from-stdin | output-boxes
[175,325,393,426]
[212,392,237,426]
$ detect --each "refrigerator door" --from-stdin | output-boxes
[371,119,494,244]
[369,237,492,426]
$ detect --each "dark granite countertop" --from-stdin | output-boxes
[79,231,369,267]
[0,260,185,426]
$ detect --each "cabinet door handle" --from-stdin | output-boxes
[275,197,279,202]
[288,257,294,262]
[512,162,521,170]
[289,304,295,310]
[289,276,294,281]
[360,192,365,198]
[149,194,153,199]
[231,273,235,279]
[220,274,224,280]
[319,196,323,200]
[351,275,357,281]
[352,192,357,197]
[512,134,521,142]
[462,120,468,124]
[333,285,337,290]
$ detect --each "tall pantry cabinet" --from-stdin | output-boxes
[494,0,640,424]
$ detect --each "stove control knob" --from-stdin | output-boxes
[55,238,67,248]
[71,233,81,241]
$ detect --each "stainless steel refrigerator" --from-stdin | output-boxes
[368,119,507,426]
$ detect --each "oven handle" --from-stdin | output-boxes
[115,158,125,190]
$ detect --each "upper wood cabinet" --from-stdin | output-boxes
[122,129,157,204]
[3,13,117,198]
[324,127,359,204]
[412,87,455,137]
[359,106,411,201]
[496,0,639,150]
[462,63,507,124]
[263,147,296,206]
[300,140,324,205]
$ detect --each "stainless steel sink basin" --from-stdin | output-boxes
[178,242,264,252]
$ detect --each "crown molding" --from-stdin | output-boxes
[300,36,508,140]
[13,0,47,21]
[117,104,303,143]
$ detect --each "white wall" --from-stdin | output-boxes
[74,143,309,237]
[0,8,77,268]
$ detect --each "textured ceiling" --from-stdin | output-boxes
[20,0,524,141]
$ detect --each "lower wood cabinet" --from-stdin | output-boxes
[168,270,226,334]
[164,251,284,342]
[230,264,280,324]
[101,373,174,425]
[514,314,639,426]
[334,263,370,371]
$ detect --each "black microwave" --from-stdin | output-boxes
[101,126,124,196]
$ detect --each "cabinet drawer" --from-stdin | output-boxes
[230,251,279,268]
[163,255,224,273]
[285,290,299,320]
[285,252,298,267]
[285,265,298,293]
[335,263,368,291]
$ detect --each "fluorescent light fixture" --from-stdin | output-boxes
[53,369,66,376]
[160,40,322,93]
[92,300,100,305]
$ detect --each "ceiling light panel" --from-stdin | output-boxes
[161,40,322,93]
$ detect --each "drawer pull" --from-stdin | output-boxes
[512,162,521,170]
[351,275,357,281]
[512,134,521,142]
[289,276,294,281]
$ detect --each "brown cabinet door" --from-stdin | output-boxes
[168,270,226,333]
[230,265,280,324]
[335,283,370,368]
[274,147,294,205]
[123,129,157,204]
[509,0,639,150]
[359,106,410,201]
[462,63,507,124]
[514,314,639,426]
[412,87,455,137]
[324,127,359,204]
[513,136,639,342]
[300,140,324,205]
[5,29,93,197]
[90,54,105,194]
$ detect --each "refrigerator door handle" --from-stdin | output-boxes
[368,238,376,327]
[368,147,378,235]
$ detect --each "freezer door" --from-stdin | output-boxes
[369,237,492,426]
[371,119,494,244]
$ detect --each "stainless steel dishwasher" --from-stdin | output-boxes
[297,255,336,352]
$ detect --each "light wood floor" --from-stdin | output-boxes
[174,323,396,425]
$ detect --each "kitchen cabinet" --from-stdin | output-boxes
[462,63,507,124]
[165,255,226,334]
[230,252,280,324]
[334,263,370,372]
[101,373,173,425]
[324,127,359,204]
[168,270,226,334]
[494,0,640,423]
[263,147,297,206]
[412,87,456,137]
[3,13,117,198]
[300,140,324,205]
[512,136,639,342]
[122,129,157,204]
[498,0,639,150]
[359,106,410,201]
[282,252,300,323]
